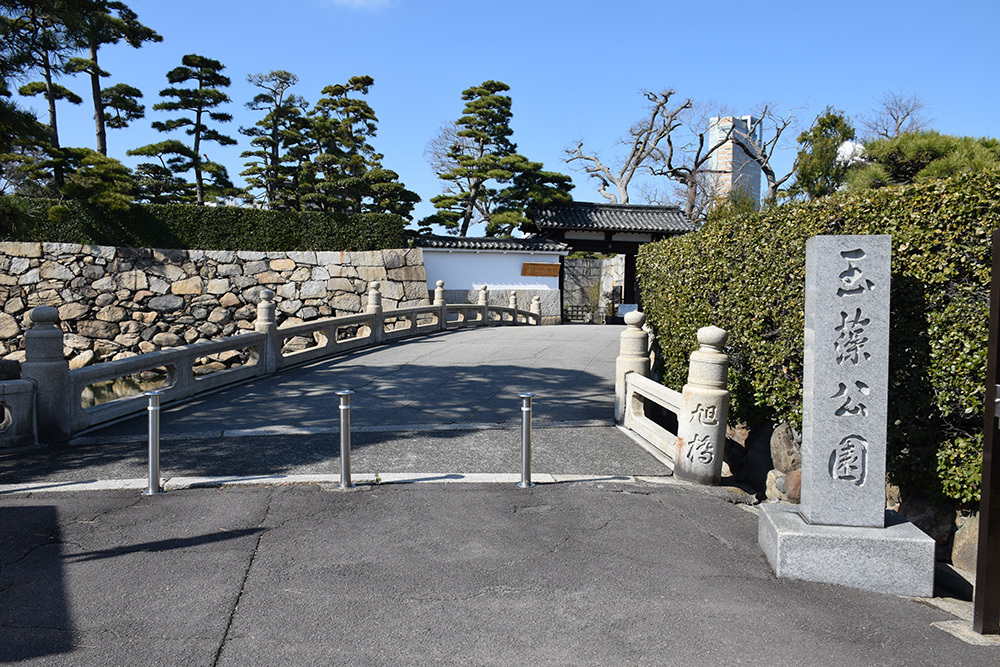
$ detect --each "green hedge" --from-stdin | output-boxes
[0,197,408,251]
[637,169,1000,503]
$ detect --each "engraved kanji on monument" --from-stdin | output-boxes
[800,235,891,528]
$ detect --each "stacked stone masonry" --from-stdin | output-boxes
[0,242,429,368]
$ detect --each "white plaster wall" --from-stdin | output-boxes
[422,249,562,291]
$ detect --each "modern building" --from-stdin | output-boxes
[707,115,762,203]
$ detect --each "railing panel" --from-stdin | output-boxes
[624,372,683,464]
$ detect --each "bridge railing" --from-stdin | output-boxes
[8,280,541,444]
[615,312,731,485]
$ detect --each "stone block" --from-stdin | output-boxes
[0,313,21,340]
[59,303,90,322]
[17,269,40,285]
[148,295,185,313]
[219,292,241,308]
[39,260,74,280]
[270,258,296,271]
[236,250,266,261]
[116,269,148,291]
[759,504,934,597]
[951,513,979,574]
[286,251,316,265]
[3,241,42,258]
[76,319,119,339]
[383,249,407,269]
[387,265,426,282]
[770,422,801,473]
[299,280,327,299]
[206,279,230,294]
[205,250,237,263]
[171,276,203,295]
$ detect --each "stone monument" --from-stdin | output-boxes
[758,235,935,596]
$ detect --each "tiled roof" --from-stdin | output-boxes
[414,235,569,252]
[533,202,695,233]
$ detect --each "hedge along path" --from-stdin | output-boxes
[638,168,1000,503]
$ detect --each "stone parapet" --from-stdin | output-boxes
[0,242,428,367]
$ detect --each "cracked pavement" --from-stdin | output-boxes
[2,482,998,666]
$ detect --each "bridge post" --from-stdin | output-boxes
[531,296,541,325]
[434,280,447,331]
[509,291,518,324]
[674,326,731,485]
[366,281,384,343]
[254,288,279,373]
[615,311,650,423]
[21,306,71,443]
[478,284,489,326]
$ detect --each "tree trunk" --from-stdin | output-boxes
[90,39,107,156]
[41,50,63,189]
[193,108,204,204]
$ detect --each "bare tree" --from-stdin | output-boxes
[858,90,931,139]
[648,101,735,219]
[565,90,691,204]
[732,103,803,203]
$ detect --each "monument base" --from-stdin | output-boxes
[758,504,935,597]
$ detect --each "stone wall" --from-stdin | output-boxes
[0,242,428,368]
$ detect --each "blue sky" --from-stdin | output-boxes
[12,0,999,230]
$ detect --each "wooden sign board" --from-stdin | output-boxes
[521,262,560,277]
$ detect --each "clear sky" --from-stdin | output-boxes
[12,0,999,230]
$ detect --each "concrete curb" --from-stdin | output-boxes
[0,472,677,495]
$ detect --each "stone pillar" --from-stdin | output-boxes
[531,296,541,325]
[509,291,518,324]
[21,306,71,443]
[433,280,446,331]
[254,288,279,373]
[615,311,650,422]
[674,326,731,485]
[366,281,384,343]
[478,285,489,325]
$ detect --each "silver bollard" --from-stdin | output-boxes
[337,390,355,489]
[143,390,163,495]
[517,393,535,488]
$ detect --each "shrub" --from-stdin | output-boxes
[0,196,407,251]
[638,169,1000,502]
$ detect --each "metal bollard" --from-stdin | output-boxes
[517,393,535,488]
[337,390,355,489]
[143,390,163,495]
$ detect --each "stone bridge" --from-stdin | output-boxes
[1,324,673,491]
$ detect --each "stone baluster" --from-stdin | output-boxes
[508,291,518,324]
[531,296,541,325]
[614,311,651,422]
[366,281,384,343]
[674,326,731,485]
[254,288,279,373]
[433,280,447,331]
[478,284,489,325]
[21,306,71,443]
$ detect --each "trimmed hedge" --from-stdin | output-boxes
[637,169,1000,503]
[0,196,408,251]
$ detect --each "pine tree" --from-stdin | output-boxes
[130,53,236,204]
[239,70,307,209]
[300,75,418,216]
[426,80,572,236]
[65,0,160,155]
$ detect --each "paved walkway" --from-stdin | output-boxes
[3,325,669,489]
[1,324,997,664]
